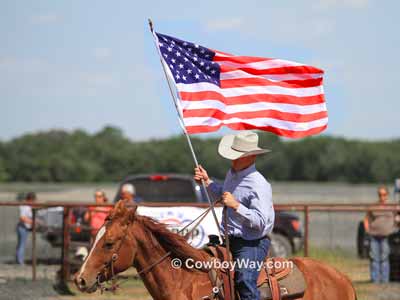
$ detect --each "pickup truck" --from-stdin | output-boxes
[40,173,303,257]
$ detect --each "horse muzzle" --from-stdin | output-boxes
[74,274,98,293]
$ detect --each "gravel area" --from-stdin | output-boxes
[0,278,59,300]
[0,263,62,300]
[0,264,58,281]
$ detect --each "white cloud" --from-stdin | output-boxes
[93,48,112,60]
[79,72,119,89]
[204,11,336,45]
[205,17,244,31]
[0,57,16,68]
[0,56,121,97]
[314,0,370,10]
[0,56,50,74]
[31,13,61,24]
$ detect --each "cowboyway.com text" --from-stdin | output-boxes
[170,257,294,272]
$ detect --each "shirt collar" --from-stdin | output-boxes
[229,163,256,179]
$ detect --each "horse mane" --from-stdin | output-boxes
[134,214,210,265]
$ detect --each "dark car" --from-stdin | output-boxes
[113,173,210,203]
[357,220,371,258]
[41,173,303,257]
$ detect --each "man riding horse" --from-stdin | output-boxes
[75,130,357,300]
[194,131,274,300]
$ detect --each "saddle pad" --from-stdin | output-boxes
[258,263,306,300]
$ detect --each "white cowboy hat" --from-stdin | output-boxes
[218,131,271,160]
[121,183,135,195]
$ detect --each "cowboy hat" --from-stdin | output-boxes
[218,131,271,160]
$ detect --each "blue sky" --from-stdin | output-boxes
[1,0,399,141]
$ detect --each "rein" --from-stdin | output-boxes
[97,201,219,293]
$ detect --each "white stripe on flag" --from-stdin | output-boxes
[180,100,327,115]
[177,82,323,97]
[183,116,329,131]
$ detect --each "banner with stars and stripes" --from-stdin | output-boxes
[154,32,327,138]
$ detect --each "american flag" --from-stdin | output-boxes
[155,32,327,138]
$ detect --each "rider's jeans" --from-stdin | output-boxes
[229,236,270,300]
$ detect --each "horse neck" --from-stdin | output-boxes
[131,222,188,299]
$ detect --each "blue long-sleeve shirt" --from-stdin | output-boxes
[209,164,274,240]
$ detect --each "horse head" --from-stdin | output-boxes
[74,200,138,293]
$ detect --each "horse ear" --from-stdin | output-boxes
[128,205,138,223]
[113,199,128,218]
[116,199,127,210]
[114,199,124,209]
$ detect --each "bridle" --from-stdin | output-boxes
[96,211,133,293]
[96,202,218,294]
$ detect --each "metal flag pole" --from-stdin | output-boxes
[148,19,222,240]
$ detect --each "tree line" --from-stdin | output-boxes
[0,126,399,183]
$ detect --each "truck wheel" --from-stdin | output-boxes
[270,233,292,258]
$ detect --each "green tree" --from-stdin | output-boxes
[0,127,399,183]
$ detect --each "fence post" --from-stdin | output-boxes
[304,205,309,257]
[61,207,70,282]
[31,208,37,281]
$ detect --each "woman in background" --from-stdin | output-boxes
[84,190,111,240]
[364,186,399,283]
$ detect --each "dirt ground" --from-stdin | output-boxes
[1,250,399,300]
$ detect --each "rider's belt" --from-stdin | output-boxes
[228,235,270,244]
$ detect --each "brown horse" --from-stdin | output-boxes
[75,201,357,300]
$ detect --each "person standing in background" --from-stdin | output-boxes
[84,190,111,239]
[16,192,36,265]
[119,183,136,205]
[364,186,399,283]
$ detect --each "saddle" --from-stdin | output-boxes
[203,245,306,300]
[257,257,306,300]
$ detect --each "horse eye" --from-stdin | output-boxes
[104,241,114,250]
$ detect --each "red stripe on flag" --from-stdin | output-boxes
[220,77,323,89]
[219,64,324,75]
[182,109,328,123]
[179,91,325,106]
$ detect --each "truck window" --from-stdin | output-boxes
[129,178,197,203]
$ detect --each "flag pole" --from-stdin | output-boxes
[148,19,222,240]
